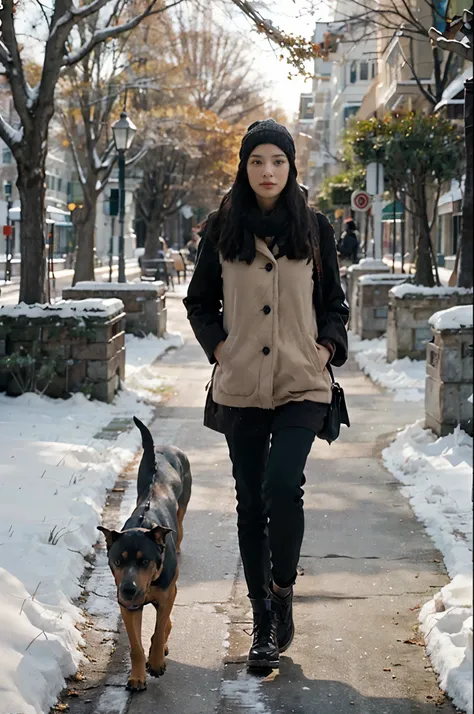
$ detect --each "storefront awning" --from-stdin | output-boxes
[381,200,405,221]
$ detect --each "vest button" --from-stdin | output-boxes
[263,305,271,315]
[265,262,273,272]
[262,346,271,356]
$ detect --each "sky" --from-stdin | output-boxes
[218,0,334,121]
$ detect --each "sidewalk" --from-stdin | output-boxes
[0,260,141,303]
[67,285,458,714]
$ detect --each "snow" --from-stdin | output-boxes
[0,330,182,714]
[222,670,272,713]
[383,422,473,714]
[124,332,184,400]
[0,115,24,146]
[358,273,408,285]
[429,305,473,332]
[73,281,163,292]
[0,298,124,319]
[347,258,387,273]
[390,284,473,299]
[349,333,426,401]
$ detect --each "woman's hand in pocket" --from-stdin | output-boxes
[214,340,226,365]
[318,343,332,368]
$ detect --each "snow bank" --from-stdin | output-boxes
[124,332,184,400]
[429,305,473,332]
[0,331,183,714]
[73,281,162,292]
[0,298,124,319]
[383,422,473,713]
[390,284,473,300]
[349,333,425,401]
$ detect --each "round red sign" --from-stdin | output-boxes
[351,190,371,212]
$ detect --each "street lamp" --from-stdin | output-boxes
[112,110,137,282]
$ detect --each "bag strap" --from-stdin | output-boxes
[327,363,335,384]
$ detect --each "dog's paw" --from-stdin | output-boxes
[147,659,167,677]
[126,675,147,692]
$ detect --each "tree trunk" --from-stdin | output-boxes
[414,181,435,287]
[17,158,47,304]
[457,78,473,289]
[144,214,164,259]
[72,188,98,285]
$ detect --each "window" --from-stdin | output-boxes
[51,176,56,191]
[350,61,357,84]
[57,177,63,193]
[360,61,369,80]
[343,105,361,124]
[372,61,377,78]
[2,147,12,164]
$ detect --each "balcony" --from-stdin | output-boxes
[381,79,432,111]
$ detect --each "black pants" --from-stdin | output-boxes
[226,418,316,600]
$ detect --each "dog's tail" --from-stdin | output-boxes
[133,417,157,494]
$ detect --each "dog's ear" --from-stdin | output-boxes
[97,526,121,550]
[146,525,173,545]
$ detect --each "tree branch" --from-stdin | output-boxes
[63,0,186,67]
[0,0,32,131]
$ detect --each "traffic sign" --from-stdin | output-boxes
[3,224,12,236]
[351,190,372,212]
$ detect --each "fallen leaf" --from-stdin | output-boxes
[409,604,421,611]
[383,667,391,672]
[54,705,69,712]
[404,638,425,646]
[66,690,79,697]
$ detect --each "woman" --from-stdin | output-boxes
[183,119,348,670]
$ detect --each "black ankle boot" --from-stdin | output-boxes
[270,585,295,653]
[247,599,280,669]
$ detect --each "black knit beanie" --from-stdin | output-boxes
[239,118,296,164]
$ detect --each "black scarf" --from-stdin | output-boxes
[240,203,291,261]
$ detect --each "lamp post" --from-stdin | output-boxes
[112,110,137,283]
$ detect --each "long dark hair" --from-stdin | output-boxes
[209,160,315,263]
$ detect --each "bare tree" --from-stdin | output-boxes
[0,0,320,303]
[0,0,183,303]
[169,5,267,121]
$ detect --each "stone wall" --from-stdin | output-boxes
[425,322,473,436]
[62,282,167,337]
[346,259,389,310]
[354,274,408,340]
[0,299,126,402]
[387,286,473,362]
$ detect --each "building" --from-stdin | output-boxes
[0,80,74,268]
[356,0,469,265]
[300,6,376,203]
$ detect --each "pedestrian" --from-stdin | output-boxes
[183,119,349,670]
[337,218,360,266]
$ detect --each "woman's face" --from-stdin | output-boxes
[246,143,290,209]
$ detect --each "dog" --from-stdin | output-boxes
[98,416,192,692]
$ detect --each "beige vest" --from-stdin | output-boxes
[212,238,332,409]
